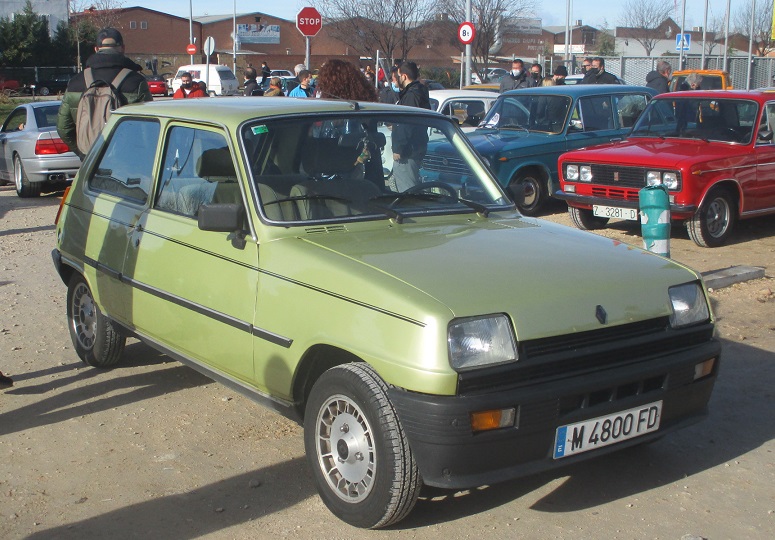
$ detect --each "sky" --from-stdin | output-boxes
[131,1,737,34]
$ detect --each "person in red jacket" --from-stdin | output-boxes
[173,72,207,99]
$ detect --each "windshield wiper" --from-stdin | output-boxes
[370,192,490,218]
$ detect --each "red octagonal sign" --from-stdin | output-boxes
[297,7,322,37]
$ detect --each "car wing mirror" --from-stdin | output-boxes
[757,129,773,143]
[198,203,247,248]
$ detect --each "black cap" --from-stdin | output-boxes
[96,28,124,48]
[554,65,568,76]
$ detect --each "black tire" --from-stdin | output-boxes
[568,205,609,230]
[512,171,546,216]
[39,86,50,96]
[66,274,125,368]
[304,363,421,529]
[686,187,736,247]
[14,154,41,198]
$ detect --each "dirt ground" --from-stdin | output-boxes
[1,187,773,539]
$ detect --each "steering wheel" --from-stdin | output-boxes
[403,181,457,198]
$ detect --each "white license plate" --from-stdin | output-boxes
[593,205,639,220]
[553,400,662,459]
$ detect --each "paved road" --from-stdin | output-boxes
[0,187,773,539]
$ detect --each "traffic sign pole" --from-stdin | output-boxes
[297,7,322,70]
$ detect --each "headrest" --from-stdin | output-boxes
[196,147,236,179]
[301,138,360,176]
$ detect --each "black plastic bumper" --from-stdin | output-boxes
[388,339,720,489]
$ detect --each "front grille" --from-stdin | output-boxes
[457,318,714,395]
[422,154,472,176]
[590,164,647,188]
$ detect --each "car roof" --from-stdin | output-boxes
[429,89,499,99]
[671,69,729,76]
[502,85,655,96]
[114,96,442,124]
[654,88,771,101]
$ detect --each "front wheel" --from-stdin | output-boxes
[66,274,125,367]
[686,188,736,247]
[511,171,546,216]
[14,155,40,198]
[304,363,421,528]
[38,86,50,96]
[568,206,609,230]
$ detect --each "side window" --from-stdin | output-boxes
[88,119,160,203]
[614,94,649,128]
[579,96,614,131]
[757,103,775,144]
[155,126,238,218]
[2,108,27,132]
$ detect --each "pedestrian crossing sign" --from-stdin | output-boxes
[676,34,691,51]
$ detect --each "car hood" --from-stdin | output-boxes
[562,137,748,169]
[265,215,700,341]
[465,129,558,157]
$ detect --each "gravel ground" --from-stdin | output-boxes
[1,187,773,539]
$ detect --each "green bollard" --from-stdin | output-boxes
[639,185,670,257]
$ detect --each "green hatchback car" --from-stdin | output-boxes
[53,97,721,528]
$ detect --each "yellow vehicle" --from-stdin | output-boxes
[462,83,500,93]
[669,69,732,92]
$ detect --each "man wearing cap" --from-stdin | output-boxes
[57,28,152,157]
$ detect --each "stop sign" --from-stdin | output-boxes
[296,7,322,37]
[186,43,197,55]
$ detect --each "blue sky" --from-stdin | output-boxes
[134,1,731,33]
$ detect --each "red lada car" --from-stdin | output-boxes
[557,89,775,247]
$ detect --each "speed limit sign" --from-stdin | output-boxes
[458,21,475,45]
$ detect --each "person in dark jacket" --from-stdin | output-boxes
[243,67,260,96]
[391,61,431,191]
[582,57,620,84]
[260,61,271,84]
[645,61,672,94]
[499,59,534,93]
[379,68,400,104]
[553,65,568,85]
[57,28,152,158]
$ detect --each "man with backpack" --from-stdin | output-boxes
[57,28,152,159]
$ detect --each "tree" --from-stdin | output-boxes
[618,0,675,56]
[595,20,617,56]
[701,15,725,56]
[0,1,52,66]
[734,0,774,56]
[317,0,436,65]
[69,0,125,70]
[434,0,537,84]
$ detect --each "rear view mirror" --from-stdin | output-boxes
[198,203,244,232]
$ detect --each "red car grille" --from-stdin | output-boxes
[591,186,640,201]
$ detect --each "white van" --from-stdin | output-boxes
[171,64,238,96]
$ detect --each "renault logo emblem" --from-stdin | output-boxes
[613,171,620,182]
[595,305,608,324]
[442,157,449,166]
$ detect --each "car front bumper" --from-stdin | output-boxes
[388,338,720,489]
[555,191,697,217]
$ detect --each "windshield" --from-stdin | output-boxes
[478,93,571,134]
[241,113,510,224]
[631,97,758,144]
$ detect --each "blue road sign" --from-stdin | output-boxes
[676,33,691,51]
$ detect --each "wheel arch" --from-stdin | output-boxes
[508,163,551,189]
[698,179,741,215]
[292,344,364,419]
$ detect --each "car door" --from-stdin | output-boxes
[565,95,622,149]
[0,107,28,179]
[124,123,258,383]
[754,101,775,211]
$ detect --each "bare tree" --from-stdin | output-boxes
[703,15,725,56]
[317,0,435,64]
[69,0,126,70]
[434,0,536,83]
[618,0,675,56]
[734,0,774,56]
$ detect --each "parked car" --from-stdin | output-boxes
[462,83,500,93]
[424,84,657,215]
[145,74,169,96]
[0,78,21,95]
[171,64,239,96]
[564,73,627,85]
[53,96,720,528]
[558,89,775,247]
[669,69,732,92]
[0,101,80,197]
[429,89,498,130]
[471,67,509,84]
[269,69,295,79]
[421,79,445,90]
[29,73,76,96]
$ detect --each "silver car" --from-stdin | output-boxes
[0,101,80,197]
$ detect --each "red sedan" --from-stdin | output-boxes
[557,89,775,247]
[145,75,169,96]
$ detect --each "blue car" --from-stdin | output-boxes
[424,85,657,215]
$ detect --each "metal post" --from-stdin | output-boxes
[305,37,311,71]
[679,0,687,68]
[233,0,237,75]
[189,0,194,64]
[701,0,708,68]
[465,0,472,88]
[375,50,381,89]
[564,0,571,61]
[460,52,464,89]
[746,0,756,90]
[723,0,731,70]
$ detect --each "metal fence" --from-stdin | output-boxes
[596,56,775,89]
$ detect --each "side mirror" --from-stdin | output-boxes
[757,129,773,142]
[198,203,244,232]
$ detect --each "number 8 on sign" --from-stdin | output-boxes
[458,22,475,45]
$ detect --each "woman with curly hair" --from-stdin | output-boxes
[315,59,377,102]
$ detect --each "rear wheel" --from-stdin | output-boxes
[66,274,125,368]
[686,187,736,247]
[14,154,40,198]
[568,206,609,230]
[511,170,546,216]
[304,363,421,528]
[38,86,50,96]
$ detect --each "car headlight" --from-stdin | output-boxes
[662,172,679,190]
[580,165,593,182]
[565,164,579,181]
[647,171,662,186]
[647,171,680,190]
[448,314,518,372]
[669,282,711,328]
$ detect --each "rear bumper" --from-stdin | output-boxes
[388,339,720,489]
[22,154,80,184]
[555,190,697,217]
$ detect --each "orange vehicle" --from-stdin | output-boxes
[669,69,732,91]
